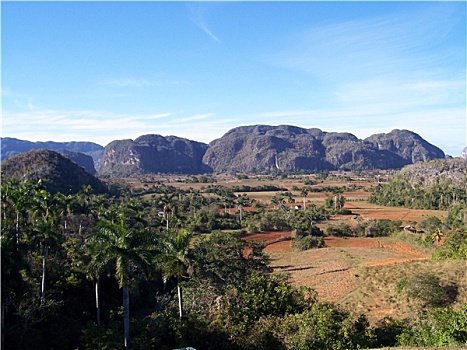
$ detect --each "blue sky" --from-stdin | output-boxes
[2,1,466,156]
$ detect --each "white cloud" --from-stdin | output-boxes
[2,106,235,146]
[270,2,464,83]
[188,3,220,42]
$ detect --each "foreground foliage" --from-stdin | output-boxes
[2,177,467,349]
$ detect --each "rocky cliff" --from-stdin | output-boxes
[461,147,467,159]
[203,125,445,173]
[2,126,447,176]
[99,134,211,176]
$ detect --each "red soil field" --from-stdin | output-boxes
[243,231,429,304]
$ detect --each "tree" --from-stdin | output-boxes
[300,186,309,209]
[188,192,204,219]
[157,229,193,318]
[1,179,39,246]
[29,186,61,305]
[55,192,73,229]
[158,193,177,230]
[192,233,270,287]
[431,228,444,245]
[270,193,285,209]
[87,210,157,349]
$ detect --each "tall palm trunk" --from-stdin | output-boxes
[16,211,20,245]
[2,302,5,350]
[41,243,48,305]
[123,283,130,350]
[95,277,101,327]
[177,282,183,318]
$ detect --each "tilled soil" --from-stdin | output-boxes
[244,232,429,305]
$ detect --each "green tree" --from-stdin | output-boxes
[157,229,193,318]
[158,193,177,230]
[270,193,284,209]
[300,186,309,209]
[87,210,157,349]
[29,187,61,305]
[192,233,270,287]
[431,227,444,245]
[397,304,467,347]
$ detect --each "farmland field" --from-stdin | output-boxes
[126,172,463,325]
[245,232,466,324]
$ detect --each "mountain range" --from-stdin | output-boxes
[1,125,452,176]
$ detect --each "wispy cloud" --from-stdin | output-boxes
[2,106,234,146]
[179,114,212,123]
[259,2,466,156]
[188,3,220,42]
[270,2,464,82]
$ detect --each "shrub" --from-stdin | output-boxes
[432,229,467,260]
[324,223,355,237]
[292,236,325,251]
[419,216,444,233]
[397,304,467,347]
[337,208,352,215]
[362,219,402,237]
[403,273,449,307]
[373,317,406,348]
[273,303,375,349]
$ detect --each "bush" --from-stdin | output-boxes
[397,304,467,347]
[273,303,375,349]
[432,229,467,260]
[373,317,406,348]
[292,236,324,251]
[324,223,355,237]
[362,219,402,237]
[337,208,352,215]
[419,216,444,233]
[403,273,449,307]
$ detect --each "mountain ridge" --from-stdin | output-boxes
[2,125,455,175]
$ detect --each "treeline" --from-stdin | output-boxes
[2,178,466,349]
[369,159,467,210]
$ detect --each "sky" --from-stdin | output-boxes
[2,1,466,156]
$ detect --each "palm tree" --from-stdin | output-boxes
[157,229,193,318]
[431,227,444,245]
[29,187,60,305]
[188,192,203,219]
[1,179,37,245]
[54,192,73,233]
[300,187,309,209]
[87,210,157,349]
[222,195,234,214]
[158,193,176,230]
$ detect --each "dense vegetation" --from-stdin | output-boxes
[369,158,467,210]
[2,173,466,349]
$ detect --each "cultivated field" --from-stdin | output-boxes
[126,173,464,325]
[244,231,466,325]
